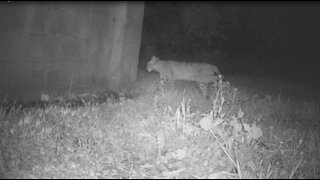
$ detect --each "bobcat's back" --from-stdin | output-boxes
[147,56,220,84]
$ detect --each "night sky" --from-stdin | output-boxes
[139,1,320,90]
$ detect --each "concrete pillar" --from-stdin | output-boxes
[107,2,144,92]
[121,2,144,91]
[0,2,145,101]
[108,2,128,91]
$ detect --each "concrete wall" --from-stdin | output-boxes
[0,2,144,101]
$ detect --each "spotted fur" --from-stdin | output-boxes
[147,56,220,96]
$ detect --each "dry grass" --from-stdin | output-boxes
[0,74,319,179]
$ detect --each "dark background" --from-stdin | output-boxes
[139,1,320,90]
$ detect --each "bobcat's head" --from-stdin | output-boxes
[146,56,160,72]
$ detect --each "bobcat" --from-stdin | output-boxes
[146,56,221,96]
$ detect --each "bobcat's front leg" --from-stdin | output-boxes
[158,78,175,94]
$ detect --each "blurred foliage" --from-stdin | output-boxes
[236,4,320,79]
[140,2,241,62]
[241,5,320,59]
[140,2,320,83]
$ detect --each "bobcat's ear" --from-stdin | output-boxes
[151,56,158,63]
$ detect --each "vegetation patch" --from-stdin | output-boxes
[0,75,319,179]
